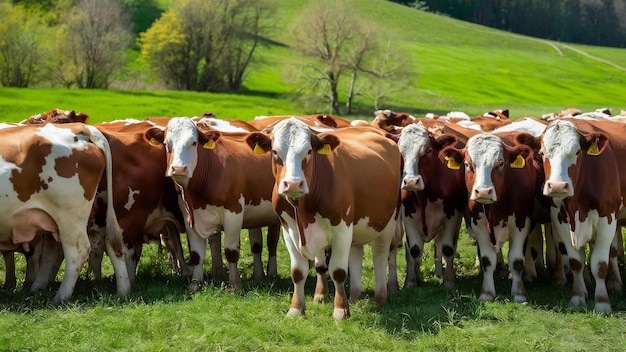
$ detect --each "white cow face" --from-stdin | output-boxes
[271,118,313,200]
[397,123,431,191]
[464,133,504,204]
[165,117,200,188]
[540,120,580,199]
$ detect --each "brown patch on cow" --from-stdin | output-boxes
[189,251,200,266]
[291,268,304,283]
[224,248,240,263]
[410,245,421,258]
[10,142,52,202]
[610,246,619,258]
[597,261,608,279]
[250,242,262,254]
[55,149,104,200]
[442,245,454,257]
[481,256,491,270]
[558,242,567,255]
[569,258,583,271]
[512,259,524,273]
[332,268,347,283]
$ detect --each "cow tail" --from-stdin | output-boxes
[84,125,124,257]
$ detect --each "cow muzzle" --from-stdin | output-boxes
[543,181,572,198]
[279,178,306,199]
[402,175,424,191]
[471,187,497,204]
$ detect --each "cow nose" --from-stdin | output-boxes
[170,165,187,176]
[472,187,496,203]
[546,181,568,194]
[281,179,304,197]
[402,175,424,191]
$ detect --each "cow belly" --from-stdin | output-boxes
[191,200,276,237]
[570,209,616,250]
[351,215,397,247]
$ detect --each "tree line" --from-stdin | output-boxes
[0,0,414,115]
[394,0,626,48]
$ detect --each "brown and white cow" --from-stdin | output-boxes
[147,117,280,290]
[86,119,191,288]
[540,119,625,312]
[251,117,401,320]
[444,131,544,302]
[395,122,476,289]
[0,122,123,302]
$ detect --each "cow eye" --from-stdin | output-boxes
[192,141,197,147]
[498,160,504,167]
[426,148,432,154]
[272,150,283,166]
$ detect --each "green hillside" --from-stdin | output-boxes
[2,0,626,122]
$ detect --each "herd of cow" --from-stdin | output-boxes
[0,106,625,320]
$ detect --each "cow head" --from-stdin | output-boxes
[462,133,532,204]
[154,117,203,188]
[540,119,609,199]
[397,123,458,191]
[252,118,340,202]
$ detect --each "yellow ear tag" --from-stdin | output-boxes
[203,139,216,150]
[445,156,461,170]
[383,124,395,131]
[510,154,526,169]
[317,144,331,155]
[149,138,160,146]
[587,140,599,155]
[253,143,264,155]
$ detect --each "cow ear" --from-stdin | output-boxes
[506,145,532,168]
[515,133,541,152]
[434,134,458,149]
[439,146,463,170]
[246,132,272,154]
[144,127,165,146]
[311,133,340,155]
[313,114,338,128]
[581,132,609,156]
[199,130,221,149]
[385,132,400,144]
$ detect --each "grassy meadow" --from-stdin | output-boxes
[2,0,626,350]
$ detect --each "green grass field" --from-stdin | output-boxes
[1,0,626,350]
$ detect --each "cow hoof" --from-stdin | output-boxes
[313,293,325,304]
[479,292,495,301]
[594,302,612,313]
[512,294,527,303]
[569,295,587,308]
[286,308,304,317]
[333,308,350,320]
[189,280,202,293]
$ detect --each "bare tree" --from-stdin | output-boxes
[52,0,133,88]
[139,0,272,92]
[0,3,46,87]
[290,0,374,114]
[363,40,414,110]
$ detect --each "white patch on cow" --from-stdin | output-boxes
[492,117,546,136]
[466,133,503,203]
[106,118,143,125]
[540,120,580,197]
[398,123,430,190]
[37,124,91,153]
[124,187,141,211]
[455,120,482,131]
[166,117,199,182]
[570,209,608,250]
[446,111,471,120]
[272,118,312,197]
[195,117,249,133]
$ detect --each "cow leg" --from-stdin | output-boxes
[266,223,280,279]
[348,246,364,301]
[523,225,542,282]
[248,228,265,281]
[472,222,497,301]
[223,221,243,290]
[160,223,191,276]
[328,231,351,320]
[590,219,616,313]
[435,212,461,289]
[24,238,43,290]
[545,224,568,284]
[371,225,394,306]
[508,224,530,303]
[607,228,623,294]
[30,235,62,293]
[102,240,132,295]
[552,212,588,307]
[2,252,16,291]
[284,232,309,317]
[313,251,329,304]
[208,232,225,280]
[402,213,424,288]
[187,232,207,292]
[53,230,91,303]
[87,225,105,280]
